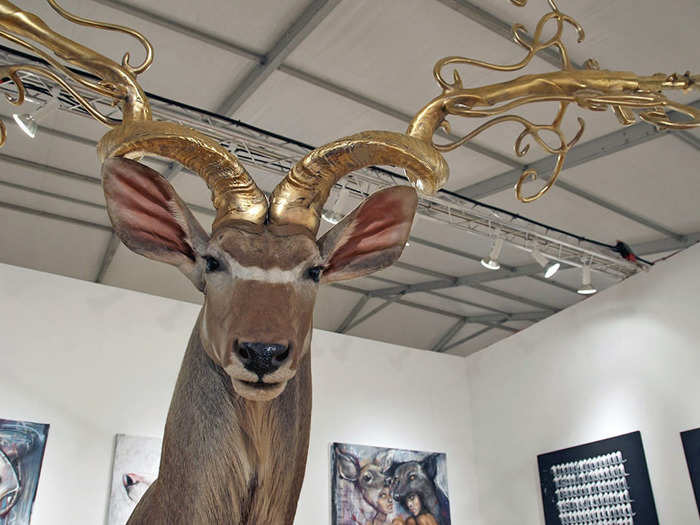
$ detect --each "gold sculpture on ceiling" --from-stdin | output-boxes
[407,0,699,202]
[0,0,697,207]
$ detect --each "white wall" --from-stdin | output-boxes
[0,263,479,524]
[465,244,700,524]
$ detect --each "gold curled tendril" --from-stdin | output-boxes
[407,1,700,204]
[434,3,583,91]
[0,64,121,126]
[0,27,122,99]
[46,0,153,76]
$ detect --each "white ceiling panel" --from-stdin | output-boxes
[407,292,494,318]
[15,0,253,110]
[484,184,663,246]
[314,285,359,332]
[233,70,409,146]
[285,0,551,117]
[121,0,311,56]
[469,1,700,75]
[558,136,700,237]
[445,323,514,357]
[101,244,203,305]
[0,206,110,281]
[485,275,579,310]
[346,299,455,350]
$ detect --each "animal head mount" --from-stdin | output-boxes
[407,0,699,202]
[0,1,448,402]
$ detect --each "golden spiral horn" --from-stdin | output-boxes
[98,121,268,228]
[267,131,448,235]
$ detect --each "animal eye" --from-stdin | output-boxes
[409,474,416,481]
[204,255,220,273]
[307,265,324,282]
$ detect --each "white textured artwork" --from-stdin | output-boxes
[106,434,161,525]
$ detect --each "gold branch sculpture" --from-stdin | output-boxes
[406,0,699,202]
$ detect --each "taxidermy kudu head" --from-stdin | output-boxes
[99,129,446,402]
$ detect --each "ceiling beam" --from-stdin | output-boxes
[345,299,396,332]
[632,232,700,256]
[369,262,552,298]
[0,200,111,232]
[432,318,467,352]
[441,324,500,354]
[87,0,519,167]
[216,0,341,116]
[91,0,262,62]
[331,283,546,332]
[336,295,370,333]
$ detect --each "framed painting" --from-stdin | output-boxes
[681,427,700,515]
[537,431,658,525]
[106,433,161,525]
[0,418,49,524]
[331,442,450,525]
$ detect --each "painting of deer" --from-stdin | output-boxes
[332,443,451,525]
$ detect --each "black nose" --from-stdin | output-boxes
[236,342,290,379]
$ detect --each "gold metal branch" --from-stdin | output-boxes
[0,0,152,146]
[408,0,700,203]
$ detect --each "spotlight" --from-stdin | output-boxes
[531,245,560,279]
[12,87,60,139]
[481,236,504,270]
[577,265,597,295]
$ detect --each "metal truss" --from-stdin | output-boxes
[0,59,638,282]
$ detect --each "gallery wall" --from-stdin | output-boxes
[0,263,480,524]
[465,243,700,524]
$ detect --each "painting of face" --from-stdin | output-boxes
[107,434,161,525]
[331,442,451,525]
[406,493,422,516]
[0,418,49,524]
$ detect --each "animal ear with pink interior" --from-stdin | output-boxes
[102,157,210,291]
[317,186,418,283]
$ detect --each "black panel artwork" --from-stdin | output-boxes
[681,427,700,516]
[537,431,658,525]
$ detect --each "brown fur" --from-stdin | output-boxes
[127,317,312,524]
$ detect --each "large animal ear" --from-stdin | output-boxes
[317,186,417,283]
[336,449,360,482]
[102,157,210,291]
[421,454,439,480]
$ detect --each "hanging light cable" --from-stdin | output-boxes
[577,264,597,295]
[13,87,60,139]
[531,244,561,279]
[481,235,504,270]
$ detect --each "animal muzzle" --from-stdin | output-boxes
[235,341,290,380]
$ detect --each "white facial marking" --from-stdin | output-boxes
[223,256,313,284]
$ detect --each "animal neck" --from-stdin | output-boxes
[130,314,312,524]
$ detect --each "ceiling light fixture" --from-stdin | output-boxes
[531,245,560,279]
[577,265,597,295]
[481,236,504,270]
[12,87,60,139]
